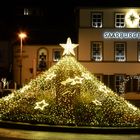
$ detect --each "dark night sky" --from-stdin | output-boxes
[1,0,140,44]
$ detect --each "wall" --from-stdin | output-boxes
[13,44,61,86]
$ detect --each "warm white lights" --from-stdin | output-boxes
[125,10,139,28]
[34,100,49,110]
[60,37,78,56]
[0,38,140,127]
[18,32,27,39]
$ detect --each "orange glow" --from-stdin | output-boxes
[18,32,27,39]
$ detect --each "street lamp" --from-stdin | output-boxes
[18,32,27,87]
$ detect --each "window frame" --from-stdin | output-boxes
[115,13,125,28]
[115,74,125,93]
[37,48,48,71]
[114,42,126,62]
[91,41,103,62]
[91,12,103,28]
[52,49,62,62]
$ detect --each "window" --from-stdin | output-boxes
[115,13,125,28]
[91,42,103,61]
[91,12,102,28]
[115,75,125,93]
[24,8,33,15]
[38,48,47,71]
[115,42,126,62]
[53,50,61,61]
[137,42,140,61]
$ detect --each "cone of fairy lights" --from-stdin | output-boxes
[0,37,140,127]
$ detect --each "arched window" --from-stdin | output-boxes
[37,48,48,71]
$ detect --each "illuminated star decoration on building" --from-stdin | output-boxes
[129,13,136,23]
[60,37,79,56]
[125,10,139,27]
[34,100,49,110]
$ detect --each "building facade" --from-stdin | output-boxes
[11,7,140,103]
[13,44,63,87]
[77,7,140,100]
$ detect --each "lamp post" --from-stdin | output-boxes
[18,32,27,87]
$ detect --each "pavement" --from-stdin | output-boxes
[0,121,140,140]
[0,128,140,140]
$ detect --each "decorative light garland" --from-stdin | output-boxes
[0,37,139,127]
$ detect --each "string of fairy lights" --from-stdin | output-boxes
[0,37,139,126]
[119,75,140,94]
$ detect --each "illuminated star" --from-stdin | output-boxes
[45,72,56,80]
[60,37,79,56]
[129,13,136,23]
[61,77,73,85]
[71,76,83,85]
[34,100,49,110]
[125,10,139,27]
[92,99,102,106]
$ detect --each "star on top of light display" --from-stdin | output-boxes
[34,100,49,110]
[60,37,79,56]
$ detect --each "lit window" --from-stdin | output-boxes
[24,8,33,15]
[115,13,125,28]
[115,75,125,93]
[115,43,126,62]
[91,42,103,61]
[91,12,102,28]
[38,48,47,71]
[53,50,61,61]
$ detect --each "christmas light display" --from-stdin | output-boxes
[0,37,140,127]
